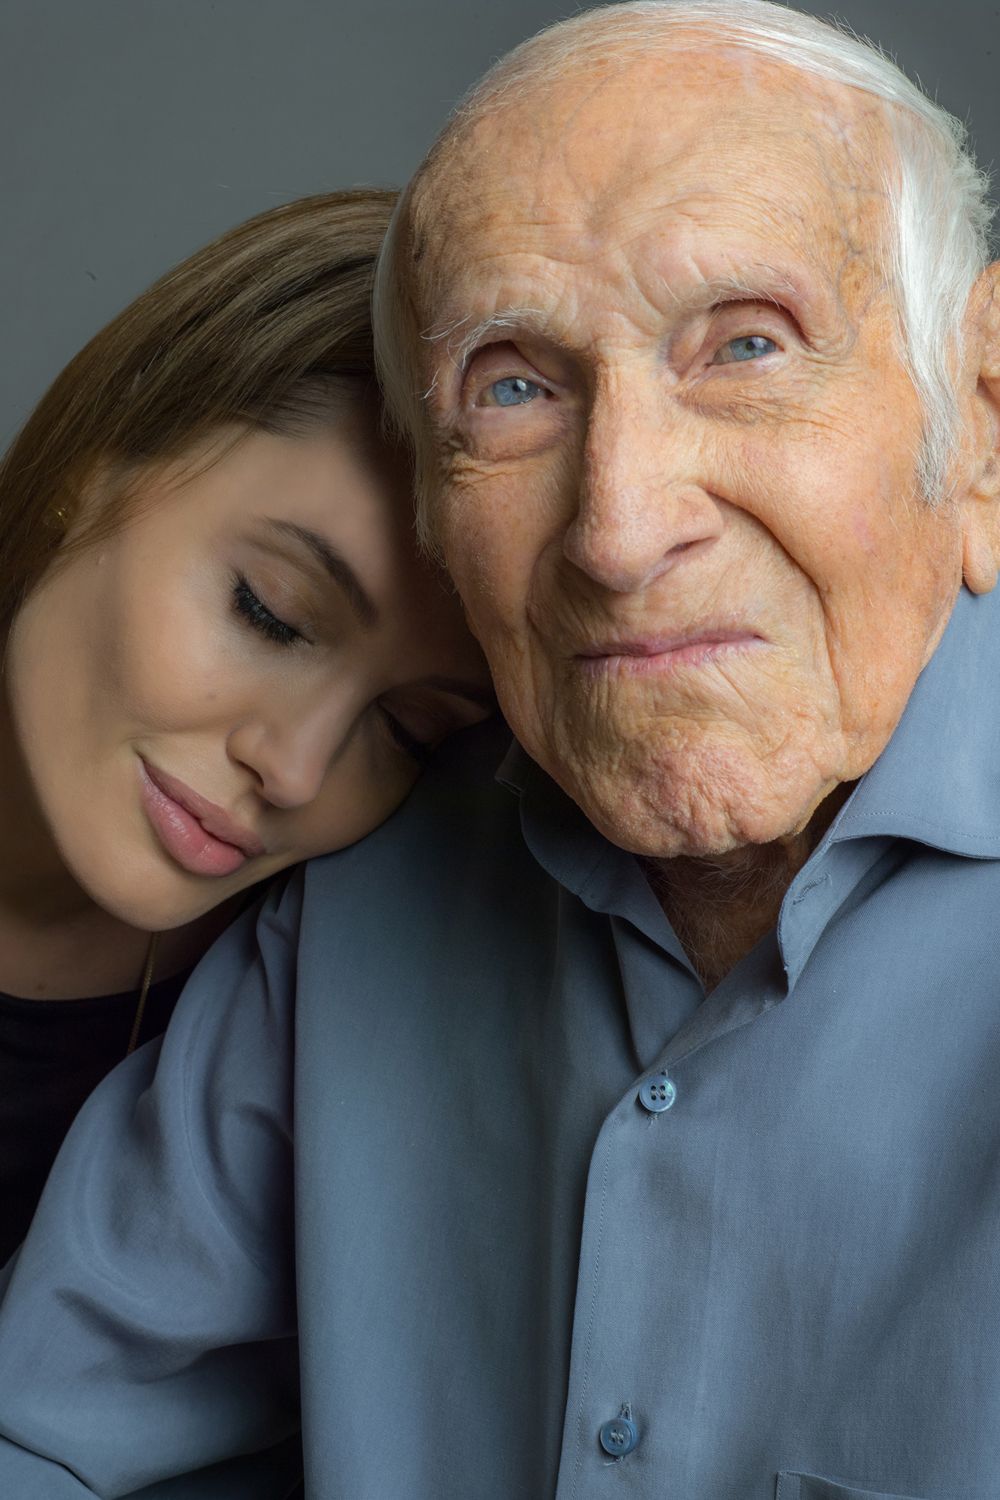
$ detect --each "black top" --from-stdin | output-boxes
[0,970,189,1264]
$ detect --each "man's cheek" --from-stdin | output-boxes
[452,443,572,538]
[443,507,532,623]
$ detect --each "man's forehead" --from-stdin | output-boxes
[409,46,891,334]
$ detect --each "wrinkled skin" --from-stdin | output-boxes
[406,50,1000,892]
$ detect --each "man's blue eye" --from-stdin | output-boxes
[486,376,542,406]
[714,334,778,365]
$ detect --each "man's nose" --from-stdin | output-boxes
[226,698,350,810]
[562,379,723,593]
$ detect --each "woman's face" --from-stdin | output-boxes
[5,411,492,930]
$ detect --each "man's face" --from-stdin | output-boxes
[410,51,988,857]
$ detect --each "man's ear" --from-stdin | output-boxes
[961,262,1000,595]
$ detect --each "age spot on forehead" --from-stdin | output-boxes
[805,104,896,292]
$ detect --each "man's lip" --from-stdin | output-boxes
[576,630,764,659]
[140,760,266,857]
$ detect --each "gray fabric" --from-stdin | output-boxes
[2,585,1000,1498]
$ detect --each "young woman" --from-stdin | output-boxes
[0,190,492,1263]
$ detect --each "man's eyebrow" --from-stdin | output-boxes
[422,308,550,374]
[671,263,852,346]
[663,266,804,313]
[419,268,816,384]
[261,519,379,628]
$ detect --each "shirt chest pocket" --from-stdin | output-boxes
[777,1474,934,1500]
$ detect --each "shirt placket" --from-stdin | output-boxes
[552,1048,718,1498]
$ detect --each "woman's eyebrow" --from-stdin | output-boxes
[262,519,379,628]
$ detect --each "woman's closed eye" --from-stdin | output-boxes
[231,572,307,648]
[377,689,493,767]
[378,706,433,766]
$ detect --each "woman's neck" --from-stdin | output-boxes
[0,898,239,1001]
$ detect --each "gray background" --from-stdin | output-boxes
[1,0,997,447]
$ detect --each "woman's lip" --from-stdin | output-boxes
[142,761,265,855]
[138,759,265,878]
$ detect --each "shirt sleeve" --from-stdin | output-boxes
[0,872,304,1498]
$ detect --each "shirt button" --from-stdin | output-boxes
[638,1072,677,1113]
[599,1415,639,1456]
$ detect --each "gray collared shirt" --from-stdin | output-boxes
[2,586,1000,1500]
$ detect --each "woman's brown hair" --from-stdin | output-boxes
[0,187,398,629]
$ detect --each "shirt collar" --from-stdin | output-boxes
[828,583,1000,858]
[496,581,1000,984]
[499,583,1000,861]
[496,735,688,959]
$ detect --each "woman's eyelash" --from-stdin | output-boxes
[230,573,431,763]
[231,572,303,647]
[379,707,432,766]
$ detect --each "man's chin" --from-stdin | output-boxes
[577,802,760,860]
[549,759,827,861]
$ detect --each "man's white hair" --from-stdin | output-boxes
[374,0,995,520]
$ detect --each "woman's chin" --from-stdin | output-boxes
[68,855,244,936]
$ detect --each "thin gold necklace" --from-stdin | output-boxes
[125,932,158,1057]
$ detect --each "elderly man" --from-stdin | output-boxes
[1,3,999,1498]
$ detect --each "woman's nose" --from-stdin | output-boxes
[226,700,352,810]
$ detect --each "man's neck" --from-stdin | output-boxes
[643,784,854,993]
